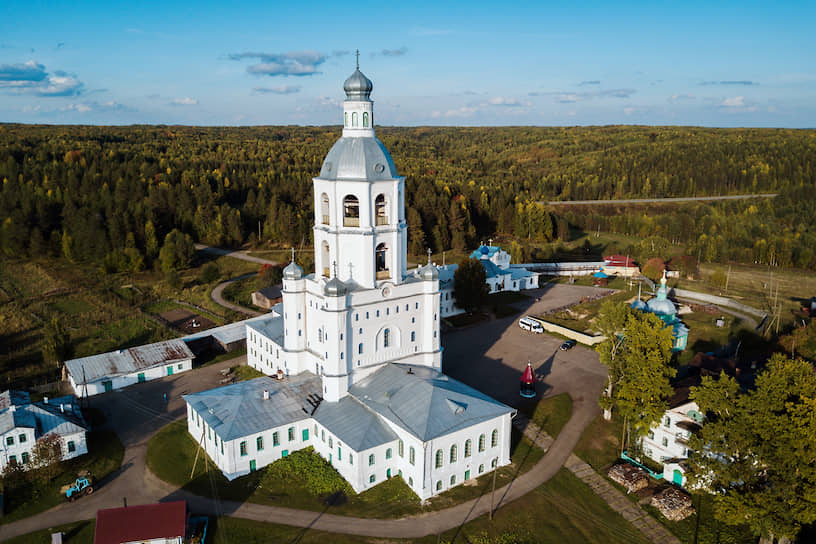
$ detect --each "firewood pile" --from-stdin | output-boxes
[652,487,695,521]
[607,463,649,493]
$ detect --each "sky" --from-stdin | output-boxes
[0,0,814,127]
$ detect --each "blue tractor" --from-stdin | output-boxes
[62,473,94,501]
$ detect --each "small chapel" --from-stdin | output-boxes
[184,62,514,500]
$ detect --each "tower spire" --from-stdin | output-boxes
[355,49,360,70]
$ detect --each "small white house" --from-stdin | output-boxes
[65,339,194,396]
[640,399,704,487]
[0,391,88,471]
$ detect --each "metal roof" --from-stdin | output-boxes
[318,137,398,181]
[183,374,322,442]
[95,500,186,544]
[480,260,511,279]
[246,315,284,344]
[314,395,397,451]
[349,363,514,441]
[0,394,87,437]
[183,312,273,345]
[65,339,194,384]
[0,390,30,410]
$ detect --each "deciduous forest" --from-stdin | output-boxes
[1,123,814,270]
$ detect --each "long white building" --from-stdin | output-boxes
[186,64,514,501]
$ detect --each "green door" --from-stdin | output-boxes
[465,470,470,481]
[137,373,145,383]
[386,468,391,478]
[166,366,173,376]
[282,450,288,457]
[673,469,683,485]
[250,460,256,472]
[103,380,113,392]
[302,429,309,441]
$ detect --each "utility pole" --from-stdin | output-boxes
[489,458,498,520]
[725,265,731,293]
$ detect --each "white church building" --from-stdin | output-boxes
[185,64,514,501]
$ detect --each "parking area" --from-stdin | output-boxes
[443,283,611,410]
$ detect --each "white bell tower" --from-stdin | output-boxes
[312,54,408,290]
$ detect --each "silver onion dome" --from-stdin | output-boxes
[282,249,303,280]
[343,68,373,101]
[324,276,348,297]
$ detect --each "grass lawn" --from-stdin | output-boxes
[526,393,573,438]
[230,363,265,381]
[573,412,624,472]
[147,420,544,519]
[539,289,629,332]
[207,468,650,544]
[5,520,95,544]
[221,276,264,310]
[0,431,124,524]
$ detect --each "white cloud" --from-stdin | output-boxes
[0,61,83,96]
[253,85,301,95]
[668,93,695,103]
[171,97,198,106]
[721,96,745,107]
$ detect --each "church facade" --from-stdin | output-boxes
[185,65,514,501]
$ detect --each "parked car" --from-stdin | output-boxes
[519,317,544,333]
[560,340,577,351]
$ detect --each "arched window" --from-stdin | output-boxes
[376,243,389,279]
[436,480,442,491]
[464,439,472,458]
[358,343,363,354]
[362,112,369,127]
[320,193,330,225]
[352,112,358,127]
[411,331,415,342]
[343,195,359,227]
[478,464,484,474]
[450,474,456,485]
[398,439,404,457]
[344,112,348,127]
[450,444,457,463]
[383,328,391,348]
[478,434,486,452]
[375,194,388,225]
[491,429,498,448]
[409,446,415,465]
[321,241,330,277]
[435,449,443,468]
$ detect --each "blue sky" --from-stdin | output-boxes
[1,0,814,127]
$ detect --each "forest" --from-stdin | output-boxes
[0,123,815,271]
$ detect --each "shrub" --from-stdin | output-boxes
[262,447,352,497]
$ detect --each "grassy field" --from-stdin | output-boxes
[0,253,261,388]
[146,420,544,519]
[526,393,573,438]
[204,468,649,544]
[230,363,265,381]
[221,275,265,310]
[0,431,124,524]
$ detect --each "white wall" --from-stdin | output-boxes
[186,402,313,481]
[641,401,699,482]
[0,426,86,471]
[71,359,193,397]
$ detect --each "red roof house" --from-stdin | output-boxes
[95,500,187,544]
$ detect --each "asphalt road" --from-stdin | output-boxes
[194,244,280,266]
[1,284,611,541]
[209,273,263,317]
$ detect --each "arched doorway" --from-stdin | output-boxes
[375,194,388,225]
[320,193,330,225]
[321,241,330,277]
[343,195,359,227]
[376,243,389,279]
